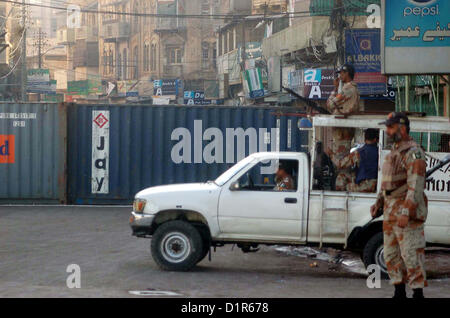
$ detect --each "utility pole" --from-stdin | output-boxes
[336,0,345,66]
[37,27,42,101]
[38,27,41,69]
[32,25,47,102]
[21,0,27,102]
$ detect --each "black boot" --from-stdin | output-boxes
[393,283,407,299]
[413,288,424,299]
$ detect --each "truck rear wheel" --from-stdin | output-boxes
[151,220,203,271]
[362,232,389,279]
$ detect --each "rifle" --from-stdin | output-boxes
[282,86,331,115]
[373,154,450,219]
[426,154,450,182]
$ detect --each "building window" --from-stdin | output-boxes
[151,43,157,71]
[117,52,122,79]
[123,48,127,79]
[202,42,209,69]
[143,44,147,72]
[102,48,107,75]
[133,2,139,32]
[201,0,210,15]
[228,30,233,51]
[108,48,114,74]
[133,46,138,79]
[222,33,227,54]
[144,43,150,72]
[169,47,182,64]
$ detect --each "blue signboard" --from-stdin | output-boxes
[184,99,212,105]
[304,69,322,83]
[154,79,181,96]
[382,0,450,74]
[184,91,205,100]
[345,29,387,95]
[385,0,450,47]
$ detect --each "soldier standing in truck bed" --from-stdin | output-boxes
[371,112,428,299]
[327,128,379,193]
[326,64,360,191]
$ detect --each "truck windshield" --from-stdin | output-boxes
[215,156,257,186]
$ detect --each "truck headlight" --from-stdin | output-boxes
[133,198,147,213]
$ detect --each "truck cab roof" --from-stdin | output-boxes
[249,152,307,160]
[312,115,450,134]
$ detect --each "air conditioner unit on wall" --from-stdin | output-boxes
[323,35,337,54]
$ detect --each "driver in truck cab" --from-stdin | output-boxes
[327,128,379,193]
[274,162,295,191]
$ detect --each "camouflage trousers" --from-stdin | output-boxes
[335,171,377,193]
[383,221,427,289]
[347,178,377,193]
[335,170,353,191]
[331,128,355,191]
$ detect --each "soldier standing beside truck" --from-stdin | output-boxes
[326,64,360,191]
[370,113,428,299]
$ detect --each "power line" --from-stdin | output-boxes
[0,49,21,79]
[0,0,350,20]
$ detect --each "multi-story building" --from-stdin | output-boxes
[215,0,289,104]
[54,0,100,100]
[99,0,131,81]
[0,2,11,100]
[261,0,384,109]
[72,1,100,82]
[98,0,221,100]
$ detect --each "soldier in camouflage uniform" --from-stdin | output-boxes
[274,162,295,191]
[327,128,379,193]
[326,64,360,191]
[371,113,428,299]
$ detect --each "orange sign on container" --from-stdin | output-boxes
[0,135,15,164]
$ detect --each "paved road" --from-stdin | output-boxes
[0,206,448,298]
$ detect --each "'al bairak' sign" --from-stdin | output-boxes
[381,0,450,74]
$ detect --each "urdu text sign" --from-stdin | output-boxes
[382,0,450,74]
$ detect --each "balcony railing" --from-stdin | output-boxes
[57,27,76,45]
[155,17,186,32]
[252,0,288,14]
[73,42,99,68]
[228,0,252,14]
[76,26,99,42]
[100,22,130,42]
[163,64,183,78]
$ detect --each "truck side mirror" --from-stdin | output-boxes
[229,181,240,191]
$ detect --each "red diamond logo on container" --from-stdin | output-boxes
[94,113,108,128]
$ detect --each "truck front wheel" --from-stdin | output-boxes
[151,220,203,271]
[362,232,389,279]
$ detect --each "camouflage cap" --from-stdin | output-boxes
[379,112,410,127]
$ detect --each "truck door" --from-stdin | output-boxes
[217,157,306,242]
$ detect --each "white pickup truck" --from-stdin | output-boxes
[129,115,450,275]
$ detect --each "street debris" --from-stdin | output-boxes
[274,246,368,275]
